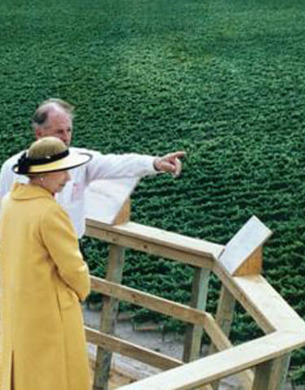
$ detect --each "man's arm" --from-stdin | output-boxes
[82,149,185,183]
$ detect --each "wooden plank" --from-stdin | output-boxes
[210,285,236,356]
[86,220,224,260]
[91,276,254,389]
[230,275,305,332]
[183,268,210,363]
[93,245,126,390]
[213,263,305,334]
[215,286,235,338]
[117,331,305,390]
[90,277,238,355]
[268,353,291,390]
[113,199,130,225]
[234,246,262,276]
[218,216,272,275]
[85,217,303,390]
[86,327,182,370]
[203,314,254,389]
[91,276,209,328]
[214,262,274,332]
[252,359,273,390]
[204,313,234,351]
[92,274,253,389]
[209,286,237,390]
[86,224,214,269]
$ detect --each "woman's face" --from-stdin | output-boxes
[40,170,71,194]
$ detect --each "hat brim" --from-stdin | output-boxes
[13,152,92,174]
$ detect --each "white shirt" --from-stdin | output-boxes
[0,147,156,237]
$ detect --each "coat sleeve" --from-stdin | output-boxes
[0,157,17,199]
[84,150,157,184]
[40,203,90,301]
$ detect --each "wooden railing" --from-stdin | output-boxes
[85,215,305,390]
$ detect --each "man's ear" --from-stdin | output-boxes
[35,128,43,140]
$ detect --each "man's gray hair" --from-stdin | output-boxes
[32,98,74,130]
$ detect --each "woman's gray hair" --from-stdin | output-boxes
[32,99,74,130]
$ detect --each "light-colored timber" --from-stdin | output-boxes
[86,327,182,370]
[90,276,254,388]
[91,277,211,328]
[252,359,273,390]
[183,267,210,363]
[86,223,215,269]
[229,274,305,332]
[213,262,275,333]
[113,200,131,225]
[1,207,303,389]
[86,219,223,259]
[93,244,126,390]
[91,277,238,351]
[209,285,242,390]
[233,246,263,277]
[218,215,272,276]
[269,354,292,390]
[84,215,305,389]
[118,331,305,390]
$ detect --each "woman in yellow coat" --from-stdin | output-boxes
[0,137,92,390]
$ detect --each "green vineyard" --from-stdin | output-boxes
[0,0,305,383]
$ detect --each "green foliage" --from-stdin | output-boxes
[1,0,305,382]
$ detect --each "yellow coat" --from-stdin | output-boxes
[0,183,91,390]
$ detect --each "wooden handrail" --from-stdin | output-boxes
[86,220,223,259]
[118,331,305,390]
[86,327,182,370]
[85,216,305,389]
[213,263,305,333]
[91,277,210,326]
[90,276,254,388]
[86,220,223,269]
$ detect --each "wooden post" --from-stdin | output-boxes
[253,360,273,389]
[183,267,210,362]
[269,354,291,390]
[113,199,130,225]
[213,286,235,348]
[211,216,272,390]
[209,285,236,390]
[93,244,126,390]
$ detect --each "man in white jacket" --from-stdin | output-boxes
[0,99,185,238]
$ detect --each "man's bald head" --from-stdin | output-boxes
[32,99,74,146]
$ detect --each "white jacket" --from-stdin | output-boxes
[0,147,156,237]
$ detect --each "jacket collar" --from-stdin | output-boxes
[10,183,54,201]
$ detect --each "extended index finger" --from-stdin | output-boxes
[170,150,186,159]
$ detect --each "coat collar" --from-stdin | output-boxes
[10,183,54,201]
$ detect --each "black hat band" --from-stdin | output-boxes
[15,149,69,174]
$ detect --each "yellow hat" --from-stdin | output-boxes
[13,148,92,175]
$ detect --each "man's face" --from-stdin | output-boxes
[35,110,73,146]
